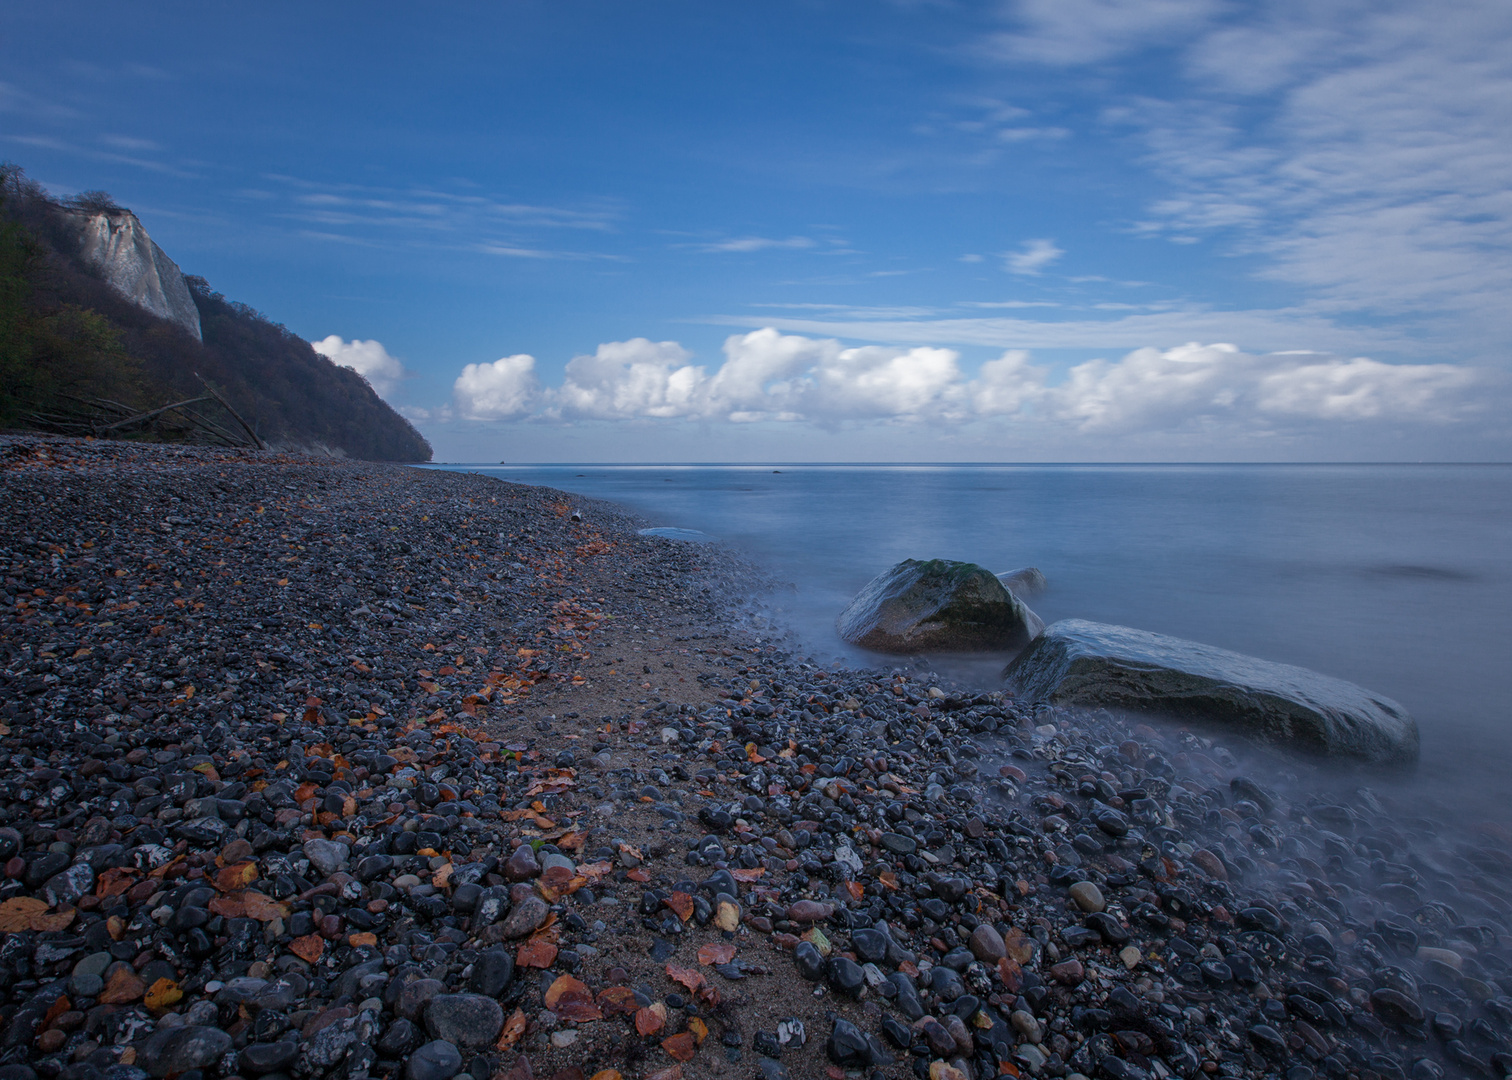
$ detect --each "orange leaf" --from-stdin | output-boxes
[665,891,694,922]
[496,1007,528,1050]
[688,1017,709,1044]
[290,933,325,964]
[215,861,258,893]
[0,897,47,932]
[661,1031,697,1062]
[589,1072,624,1080]
[665,964,706,994]
[544,974,602,1022]
[697,943,736,965]
[28,907,76,933]
[348,932,378,947]
[42,996,71,1027]
[99,967,146,1004]
[729,867,764,882]
[95,867,139,898]
[144,978,182,1010]
[432,863,453,889]
[596,986,639,1016]
[843,880,863,902]
[517,939,558,968]
[635,1003,667,1036]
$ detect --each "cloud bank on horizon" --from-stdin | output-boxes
[388,328,1484,441]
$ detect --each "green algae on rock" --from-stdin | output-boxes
[836,558,1044,653]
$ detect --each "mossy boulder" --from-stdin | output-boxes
[836,559,1044,653]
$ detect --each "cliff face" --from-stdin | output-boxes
[70,210,202,340]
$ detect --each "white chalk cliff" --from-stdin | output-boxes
[71,210,202,340]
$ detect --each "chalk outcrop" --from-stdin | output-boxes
[71,209,201,339]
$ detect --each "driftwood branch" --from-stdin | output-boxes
[100,397,214,433]
[196,375,264,450]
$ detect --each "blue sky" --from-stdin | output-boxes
[5,0,1510,461]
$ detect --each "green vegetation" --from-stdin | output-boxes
[0,164,431,460]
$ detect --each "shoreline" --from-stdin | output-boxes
[1,434,1508,1080]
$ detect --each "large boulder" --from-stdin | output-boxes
[997,566,1047,597]
[837,559,1043,653]
[1004,619,1419,764]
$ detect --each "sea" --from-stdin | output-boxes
[430,463,1512,819]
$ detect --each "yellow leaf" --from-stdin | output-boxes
[144,978,182,1010]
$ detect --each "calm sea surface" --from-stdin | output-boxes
[432,464,1512,808]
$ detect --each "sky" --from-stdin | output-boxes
[4,0,1510,461]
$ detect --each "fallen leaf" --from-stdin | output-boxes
[144,978,182,1010]
[42,996,71,1027]
[729,867,764,882]
[645,1067,682,1080]
[665,964,706,994]
[0,897,47,932]
[290,933,325,964]
[28,907,77,933]
[349,932,378,947]
[688,1017,708,1044]
[215,861,258,893]
[432,863,453,889]
[496,1007,528,1050]
[714,900,740,931]
[697,943,736,965]
[661,1031,696,1062]
[625,868,650,883]
[99,967,147,1004]
[95,867,139,898]
[664,891,694,922]
[544,975,602,1022]
[596,986,639,1016]
[517,939,558,968]
[635,1003,667,1036]
[588,1072,623,1080]
[843,880,863,902]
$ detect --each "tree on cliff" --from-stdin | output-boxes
[0,163,431,460]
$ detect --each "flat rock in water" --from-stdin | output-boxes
[1004,619,1419,764]
[836,558,1043,653]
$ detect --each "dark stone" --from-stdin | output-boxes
[827,957,865,998]
[794,941,825,981]
[468,948,515,997]
[139,1026,232,1078]
[239,1041,298,1075]
[405,1041,462,1080]
[423,994,504,1048]
[825,1019,871,1067]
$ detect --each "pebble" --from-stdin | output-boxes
[1068,880,1105,912]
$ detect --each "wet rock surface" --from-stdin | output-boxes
[1005,619,1421,765]
[2,435,1511,1080]
[837,558,1043,653]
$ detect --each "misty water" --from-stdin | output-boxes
[436,463,1512,818]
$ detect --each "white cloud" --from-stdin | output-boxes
[433,329,1484,439]
[1004,239,1064,275]
[986,0,1221,65]
[1044,343,1480,433]
[311,335,405,398]
[453,354,540,420]
[553,339,704,419]
[689,236,817,253]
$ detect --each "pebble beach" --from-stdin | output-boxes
[3,434,1511,1080]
